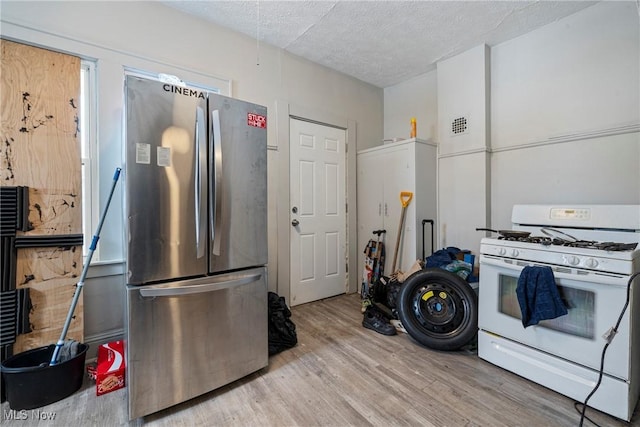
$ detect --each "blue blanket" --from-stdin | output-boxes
[425,247,460,268]
[516,266,568,327]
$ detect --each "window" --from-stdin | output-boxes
[81,65,224,261]
[80,60,97,258]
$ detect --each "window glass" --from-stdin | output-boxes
[498,273,595,339]
[80,60,96,258]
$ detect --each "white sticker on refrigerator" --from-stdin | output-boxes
[135,143,151,164]
[157,147,171,167]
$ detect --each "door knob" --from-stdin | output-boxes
[291,219,299,227]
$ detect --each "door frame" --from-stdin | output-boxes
[275,101,357,304]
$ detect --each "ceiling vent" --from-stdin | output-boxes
[450,116,469,136]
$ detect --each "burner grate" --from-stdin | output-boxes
[498,235,552,244]
[497,236,638,251]
[564,241,638,251]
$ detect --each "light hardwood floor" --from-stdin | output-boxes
[2,293,637,426]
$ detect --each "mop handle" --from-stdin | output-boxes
[50,168,121,366]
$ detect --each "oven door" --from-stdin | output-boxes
[478,254,631,380]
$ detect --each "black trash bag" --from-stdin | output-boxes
[370,276,389,304]
[385,280,401,310]
[268,292,297,356]
[371,276,401,315]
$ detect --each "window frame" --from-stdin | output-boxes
[80,59,98,259]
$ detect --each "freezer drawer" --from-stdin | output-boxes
[125,267,268,420]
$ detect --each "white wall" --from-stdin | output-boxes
[490,133,639,226]
[437,45,491,257]
[491,2,639,148]
[437,45,490,156]
[383,70,438,144]
[383,1,640,257]
[489,1,640,227]
[1,1,382,344]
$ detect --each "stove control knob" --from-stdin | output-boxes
[511,249,519,257]
[498,248,507,256]
[564,255,580,266]
[585,258,599,269]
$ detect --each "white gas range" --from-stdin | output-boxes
[478,205,640,422]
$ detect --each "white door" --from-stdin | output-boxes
[381,148,412,273]
[290,118,346,306]
[356,146,411,276]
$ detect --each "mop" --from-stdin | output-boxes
[49,168,121,366]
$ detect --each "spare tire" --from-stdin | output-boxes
[397,268,478,351]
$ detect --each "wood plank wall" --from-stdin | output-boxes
[0,39,83,352]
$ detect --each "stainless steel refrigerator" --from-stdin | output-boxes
[123,75,268,420]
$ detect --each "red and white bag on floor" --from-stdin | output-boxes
[95,340,125,396]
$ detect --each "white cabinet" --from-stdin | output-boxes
[357,138,437,276]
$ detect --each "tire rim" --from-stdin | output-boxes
[409,282,471,337]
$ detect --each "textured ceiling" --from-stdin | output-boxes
[161,1,597,88]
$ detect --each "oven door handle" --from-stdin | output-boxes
[479,255,628,287]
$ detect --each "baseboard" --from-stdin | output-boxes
[83,329,124,362]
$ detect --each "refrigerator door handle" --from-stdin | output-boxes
[195,106,207,258]
[210,109,223,256]
[139,273,262,297]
